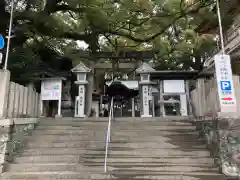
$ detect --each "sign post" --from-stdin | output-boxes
[214,54,237,112]
[41,78,63,117]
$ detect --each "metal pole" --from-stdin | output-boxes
[4,0,14,70]
[216,0,225,54]
[193,0,225,78]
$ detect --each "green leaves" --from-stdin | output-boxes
[1,0,224,81]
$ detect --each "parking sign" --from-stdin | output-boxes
[214,54,236,112]
[220,81,232,91]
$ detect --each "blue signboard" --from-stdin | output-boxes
[0,35,4,49]
[220,80,232,91]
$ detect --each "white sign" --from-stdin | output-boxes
[41,79,62,100]
[214,54,236,112]
[163,80,185,93]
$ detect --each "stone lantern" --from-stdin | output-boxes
[136,62,156,118]
[71,62,91,118]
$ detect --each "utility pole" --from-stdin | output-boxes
[216,0,225,54]
[4,0,14,70]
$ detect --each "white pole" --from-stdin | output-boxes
[4,0,14,70]
[104,97,113,173]
[57,80,62,117]
[216,0,225,54]
[132,98,135,117]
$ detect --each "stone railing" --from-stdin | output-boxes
[190,76,240,177]
[7,82,40,118]
[0,71,41,173]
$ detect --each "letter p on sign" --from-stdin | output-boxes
[220,81,232,91]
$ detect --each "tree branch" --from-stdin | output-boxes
[100,0,215,43]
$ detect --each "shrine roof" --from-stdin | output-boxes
[150,70,212,80]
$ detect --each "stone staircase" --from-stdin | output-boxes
[1,118,225,180]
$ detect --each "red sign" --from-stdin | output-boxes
[221,97,232,101]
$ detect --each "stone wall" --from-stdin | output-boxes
[0,127,10,172]
[0,120,37,173]
[190,76,240,177]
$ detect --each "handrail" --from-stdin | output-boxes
[104,97,114,173]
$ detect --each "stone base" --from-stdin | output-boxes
[55,115,62,118]
[74,115,86,118]
[141,114,152,118]
[0,122,37,173]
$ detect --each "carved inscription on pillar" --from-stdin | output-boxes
[77,85,85,117]
[142,85,150,116]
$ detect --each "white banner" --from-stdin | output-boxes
[41,79,62,100]
[214,54,237,112]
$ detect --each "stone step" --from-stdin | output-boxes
[1,172,108,180]
[6,163,219,172]
[8,161,219,167]
[15,153,210,159]
[10,161,217,167]
[1,171,224,180]
[38,125,194,129]
[24,141,206,149]
[36,126,107,130]
[12,155,214,164]
[31,129,199,136]
[36,125,196,131]
[24,135,204,143]
[31,130,105,136]
[37,121,193,126]
[38,118,191,123]
[19,148,211,156]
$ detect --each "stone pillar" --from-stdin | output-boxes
[26,86,33,117]
[77,84,86,117]
[7,82,15,118]
[22,86,28,116]
[140,84,151,117]
[13,83,20,117]
[0,70,10,119]
[71,62,91,118]
[132,98,135,117]
[159,80,165,117]
[196,78,205,117]
[185,80,192,116]
[56,85,62,118]
[34,93,39,117]
[39,96,43,117]
[38,95,41,117]
[18,85,24,116]
[180,94,188,116]
[31,91,36,117]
